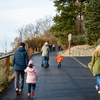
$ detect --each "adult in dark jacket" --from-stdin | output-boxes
[13,42,29,95]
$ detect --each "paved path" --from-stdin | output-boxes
[0,51,100,100]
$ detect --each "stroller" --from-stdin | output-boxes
[41,57,49,68]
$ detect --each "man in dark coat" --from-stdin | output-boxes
[13,42,29,95]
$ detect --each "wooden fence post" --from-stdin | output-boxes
[34,48,36,54]
[27,48,33,59]
[30,48,33,57]
[37,47,39,53]
[5,56,9,74]
[68,33,72,55]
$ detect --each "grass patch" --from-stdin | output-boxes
[0,69,8,89]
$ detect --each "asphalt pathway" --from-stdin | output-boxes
[0,51,100,100]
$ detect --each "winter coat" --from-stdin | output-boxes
[13,47,29,71]
[55,55,63,63]
[90,51,100,74]
[41,45,49,57]
[24,66,38,84]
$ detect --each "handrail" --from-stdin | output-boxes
[0,53,14,60]
[0,47,41,77]
[0,47,41,60]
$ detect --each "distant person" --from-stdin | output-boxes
[90,45,100,94]
[58,45,61,51]
[41,42,49,68]
[49,44,52,52]
[52,44,55,51]
[55,53,63,68]
[13,42,29,95]
[24,59,38,96]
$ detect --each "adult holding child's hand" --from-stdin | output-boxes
[13,42,29,95]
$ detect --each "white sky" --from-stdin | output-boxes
[0,0,56,53]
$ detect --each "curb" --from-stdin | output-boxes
[61,54,92,57]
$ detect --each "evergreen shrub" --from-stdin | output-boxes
[71,35,86,46]
[96,38,100,45]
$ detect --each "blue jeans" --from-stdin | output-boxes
[58,63,61,67]
[43,57,49,66]
[97,75,100,88]
[28,84,36,93]
[15,71,24,90]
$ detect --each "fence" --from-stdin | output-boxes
[0,47,41,91]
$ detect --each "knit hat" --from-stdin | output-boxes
[58,53,61,55]
[98,45,100,49]
[45,42,48,45]
[28,59,34,66]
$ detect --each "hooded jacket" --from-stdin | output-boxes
[55,55,63,63]
[13,47,29,71]
[24,60,38,84]
[91,51,100,74]
[41,44,49,57]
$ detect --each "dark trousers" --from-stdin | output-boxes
[15,71,25,90]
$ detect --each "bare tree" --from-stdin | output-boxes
[11,37,19,50]
[36,15,53,37]
[16,15,53,43]
[0,37,9,54]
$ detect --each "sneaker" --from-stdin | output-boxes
[44,66,46,68]
[19,89,23,94]
[31,90,34,96]
[95,85,99,91]
[28,93,30,96]
[16,89,20,95]
[98,90,100,94]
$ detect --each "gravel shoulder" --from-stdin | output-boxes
[60,45,96,57]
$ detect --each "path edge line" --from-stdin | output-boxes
[71,57,88,68]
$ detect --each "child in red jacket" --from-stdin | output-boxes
[55,53,63,68]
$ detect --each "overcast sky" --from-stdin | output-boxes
[0,0,56,53]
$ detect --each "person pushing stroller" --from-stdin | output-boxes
[41,42,49,68]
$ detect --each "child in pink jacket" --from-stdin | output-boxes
[24,59,38,96]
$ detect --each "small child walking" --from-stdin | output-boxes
[55,53,63,68]
[24,59,38,96]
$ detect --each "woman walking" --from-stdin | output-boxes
[91,45,100,94]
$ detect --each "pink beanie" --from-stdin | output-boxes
[28,59,34,66]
